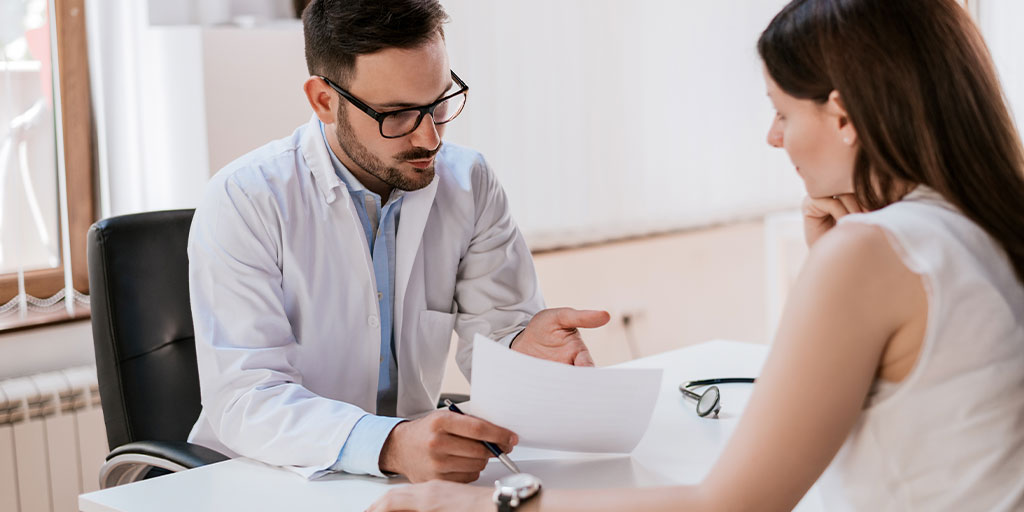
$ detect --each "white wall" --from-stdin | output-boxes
[88,0,1022,247]
[147,0,293,26]
[0,321,93,380]
[441,0,803,249]
[136,23,310,212]
[85,0,308,216]
[977,1,1024,136]
[91,0,807,241]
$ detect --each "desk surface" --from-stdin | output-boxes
[79,340,823,511]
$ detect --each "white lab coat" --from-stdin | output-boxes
[187,115,544,478]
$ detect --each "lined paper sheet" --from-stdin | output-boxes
[466,334,662,453]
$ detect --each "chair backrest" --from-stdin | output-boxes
[87,209,199,450]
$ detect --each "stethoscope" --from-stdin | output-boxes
[678,378,756,418]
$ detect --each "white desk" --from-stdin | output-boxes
[79,340,823,511]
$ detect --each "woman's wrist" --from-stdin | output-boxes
[519,495,542,512]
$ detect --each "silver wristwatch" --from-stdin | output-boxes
[493,473,542,511]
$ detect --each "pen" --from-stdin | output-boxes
[443,398,521,474]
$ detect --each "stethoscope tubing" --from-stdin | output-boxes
[679,377,757,418]
[682,377,756,388]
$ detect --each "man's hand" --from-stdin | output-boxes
[378,410,517,483]
[802,194,864,248]
[511,307,611,366]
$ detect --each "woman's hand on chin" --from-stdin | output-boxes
[801,194,864,248]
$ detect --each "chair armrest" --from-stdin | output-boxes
[99,440,229,489]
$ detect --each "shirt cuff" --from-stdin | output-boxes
[331,414,405,477]
[500,329,525,349]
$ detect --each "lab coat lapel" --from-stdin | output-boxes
[393,175,439,361]
[299,115,377,295]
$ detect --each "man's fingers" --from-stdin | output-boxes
[436,453,490,473]
[442,413,518,448]
[438,434,498,459]
[554,308,611,330]
[439,471,482,483]
[573,348,595,367]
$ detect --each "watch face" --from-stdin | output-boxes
[498,473,540,489]
[494,473,542,509]
[496,472,542,502]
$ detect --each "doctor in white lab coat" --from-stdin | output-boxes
[186,0,609,483]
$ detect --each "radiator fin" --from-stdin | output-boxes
[0,366,105,512]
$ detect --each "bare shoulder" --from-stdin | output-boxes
[811,221,896,270]
[800,219,925,329]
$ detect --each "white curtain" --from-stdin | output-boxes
[85,0,148,217]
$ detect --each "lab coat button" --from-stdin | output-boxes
[368,316,379,328]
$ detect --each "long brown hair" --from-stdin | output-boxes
[758,0,1024,283]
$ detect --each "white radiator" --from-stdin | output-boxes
[0,366,107,512]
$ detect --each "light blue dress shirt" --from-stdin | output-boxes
[320,122,405,476]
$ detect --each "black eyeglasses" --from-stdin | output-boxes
[319,70,469,139]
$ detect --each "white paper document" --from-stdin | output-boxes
[466,334,663,453]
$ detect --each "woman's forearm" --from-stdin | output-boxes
[525,485,708,512]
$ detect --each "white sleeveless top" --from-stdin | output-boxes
[816,186,1024,511]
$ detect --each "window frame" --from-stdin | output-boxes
[0,0,96,332]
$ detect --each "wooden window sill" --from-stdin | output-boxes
[0,304,91,334]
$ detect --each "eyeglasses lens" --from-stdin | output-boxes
[380,92,467,137]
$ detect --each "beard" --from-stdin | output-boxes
[334,109,439,192]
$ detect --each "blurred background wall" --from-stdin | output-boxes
[2,0,1020,384]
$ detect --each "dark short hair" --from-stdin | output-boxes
[302,0,449,86]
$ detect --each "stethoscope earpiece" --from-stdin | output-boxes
[679,378,756,418]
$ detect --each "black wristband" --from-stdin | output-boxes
[496,494,514,512]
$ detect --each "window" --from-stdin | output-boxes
[0,0,95,331]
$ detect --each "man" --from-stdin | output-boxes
[187,0,609,482]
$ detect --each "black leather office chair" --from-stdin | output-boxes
[88,209,468,488]
[88,209,227,488]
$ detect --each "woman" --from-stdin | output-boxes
[369,0,1024,509]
